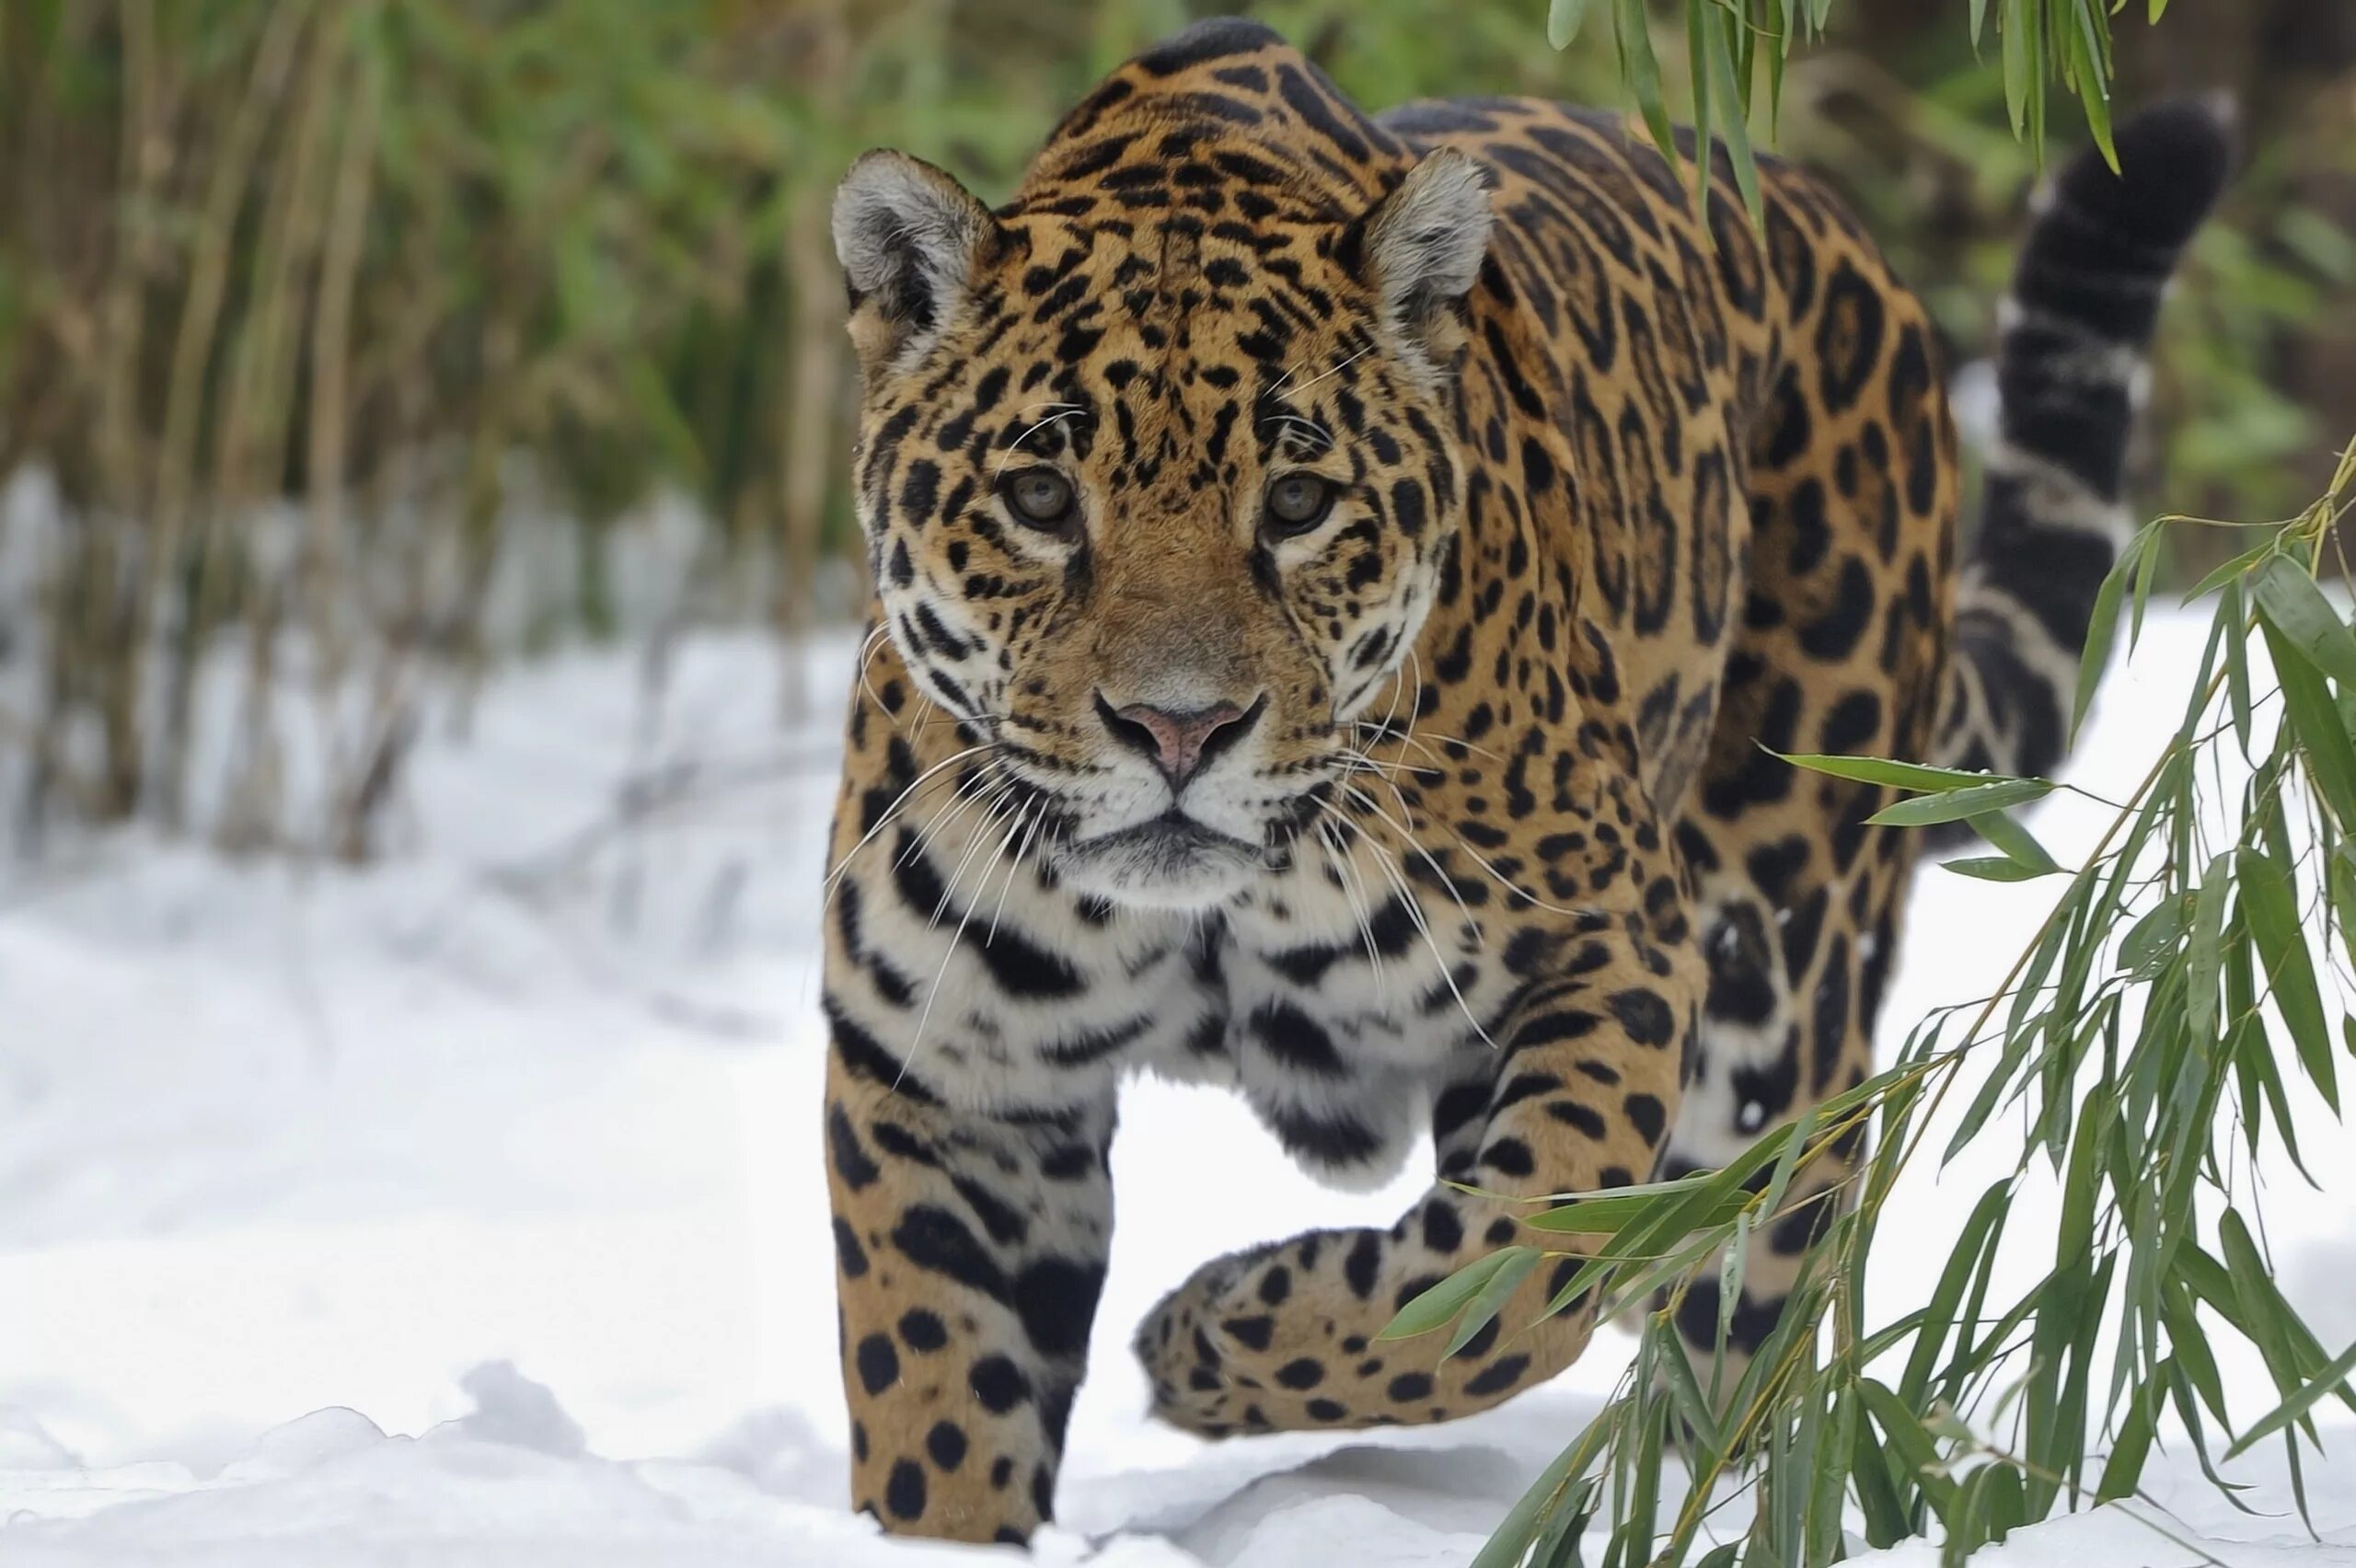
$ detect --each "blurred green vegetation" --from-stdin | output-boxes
[0,0,2350,847]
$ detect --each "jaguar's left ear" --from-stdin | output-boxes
[1347,149,1496,367]
[832,149,1003,380]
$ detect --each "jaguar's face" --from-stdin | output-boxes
[834,145,1493,911]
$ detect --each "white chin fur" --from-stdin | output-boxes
[1055,834,1262,913]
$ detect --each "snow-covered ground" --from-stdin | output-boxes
[3,613,2351,1565]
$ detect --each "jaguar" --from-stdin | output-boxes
[817,17,2230,1544]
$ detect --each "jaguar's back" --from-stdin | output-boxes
[818,19,2230,1543]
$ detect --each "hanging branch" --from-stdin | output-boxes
[1392,440,2356,1567]
[1551,0,2143,222]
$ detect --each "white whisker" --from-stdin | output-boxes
[992,409,1088,476]
[898,762,1008,876]
[987,802,1047,945]
[1317,820,1387,1002]
[896,790,1031,1091]
[853,623,894,714]
[1317,799,1495,1050]
[820,742,993,905]
[928,785,1023,929]
[1337,778,1602,924]
[1265,343,1374,408]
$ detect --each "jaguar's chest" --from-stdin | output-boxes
[857,848,1513,1091]
[1209,862,1500,1064]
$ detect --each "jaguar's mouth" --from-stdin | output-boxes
[1084,809,1259,856]
[1057,810,1266,911]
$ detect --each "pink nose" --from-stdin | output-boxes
[1097,696,1254,787]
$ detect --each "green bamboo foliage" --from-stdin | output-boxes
[1386,440,2356,1566]
[0,0,2341,856]
[0,0,1626,850]
[1549,0,2140,227]
[0,0,1079,850]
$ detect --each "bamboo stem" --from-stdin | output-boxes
[135,0,309,830]
[307,6,385,856]
[78,0,162,821]
[205,3,342,850]
[774,0,850,724]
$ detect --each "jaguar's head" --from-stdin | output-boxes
[832,126,1492,912]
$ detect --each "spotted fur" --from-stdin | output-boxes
[818,21,2230,1543]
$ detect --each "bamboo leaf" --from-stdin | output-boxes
[2130,517,2163,648]
[2065,0,2118,170]
[1900,1180,2012,1401]
[2187,539,2277,600]
[1778,753,2037,793]
[1868,778,2054,827]
[2164,1278,2233,1425]
[1982,1461,2028,1545]
[1521,1183,1749,1235]
[2219,1208,2315,1432]
[2001,0,2031,138]
[1380,1246,1532,1341]
[1858,1378,1958,1509]
[2224,581,2256,757]
[2236,1011,2315,1182]
[1612,0,1680,179]
[2096,1366,2162,1501]
[1621,1373,1665,1565]
[1851,1412,1913,1546]
[2072,528,2133,738]
[1472,1440,1601,1568]
[1807,1386,1854,1563]
[2025,0,2049,159]
[1717,1207,1751,1366]
[1944,855,2055,882]
[1683,0,1712,224]
[2237,847,2340,1113]
[1444,1245,1542,1360]
[2253,553,2356,688]
[1656,1319,1723,1455]
[1546,0,1592,51]
[2189,852,2233,1041]
[1698,5,1762,225]
[2224,1335,2356,1460]
[2334,844,2356,978]
[1975,806,2063,873]
[1945,1034,2028,1158]
[2119,895,2187,978]
[1759,1103,1816,1239]
[2263,617,2356,832]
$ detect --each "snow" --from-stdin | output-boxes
[3,610,2352,1565]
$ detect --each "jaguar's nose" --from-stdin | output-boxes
[1094,693,1262,788]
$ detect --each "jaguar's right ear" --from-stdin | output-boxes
[832,150,1000,378]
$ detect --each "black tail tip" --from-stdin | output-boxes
[2053,95,2238,251]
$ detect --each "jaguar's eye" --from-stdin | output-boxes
[1001,468,1078,531]
[1264,473,1336,536]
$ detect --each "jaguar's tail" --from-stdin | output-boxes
[1934,98,2235,785]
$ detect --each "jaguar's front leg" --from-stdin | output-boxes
[826,1031,1114,1543]
[1137,918,1700,1434]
